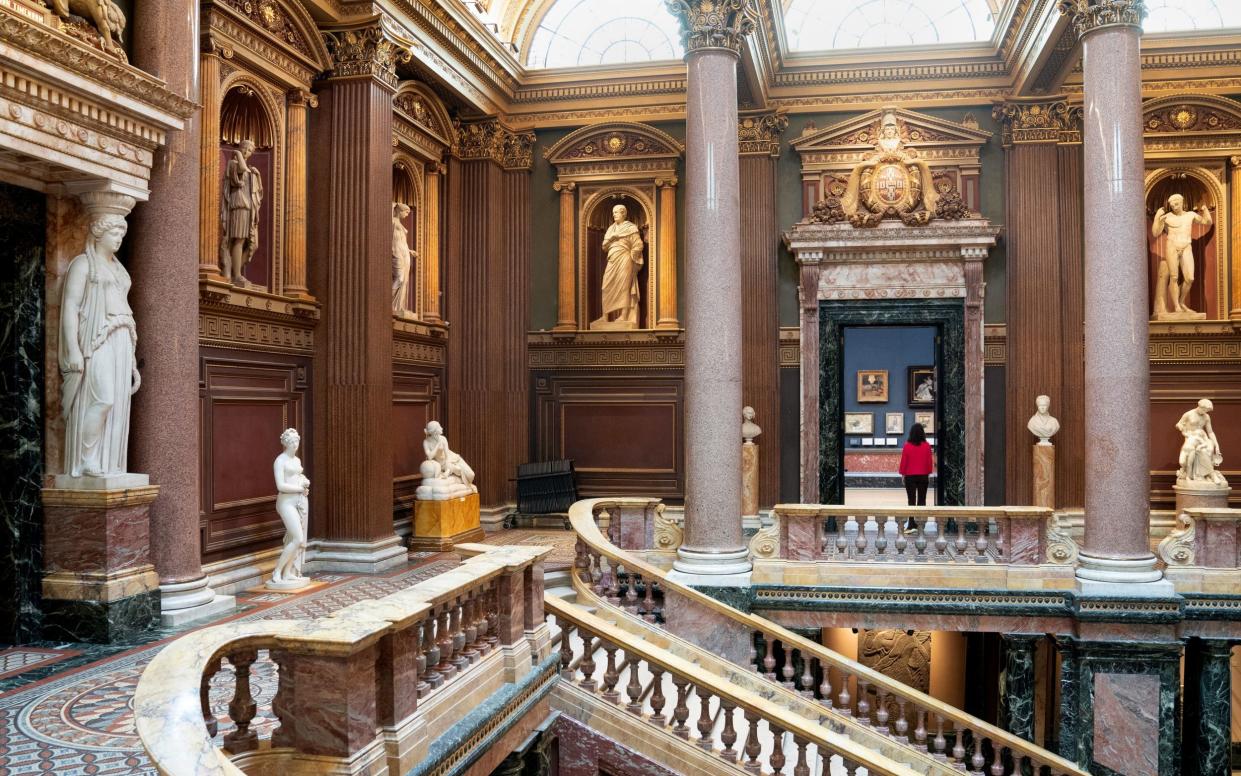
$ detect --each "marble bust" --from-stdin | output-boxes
[742,406,761,444]
[221,138,263,287]
[1176,399,1228,487]
[1026,395,1060,446]
[1150,194,1211,321]
[415,420,478,500]
[392,202,413,315]
[60,207,139,478]
[589,204,644,330]
[269,428,310,590]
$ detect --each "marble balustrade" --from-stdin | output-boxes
[134,545,550,776]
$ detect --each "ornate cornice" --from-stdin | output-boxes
[452,118,535,170]
[738,109,787,156]
[322,24,411,89]
[1058,0,1145,40]
[993,99,1082,145]
[666,0,758,55]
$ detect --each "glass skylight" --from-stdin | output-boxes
[1143,0,1241,33]
[526,0,684,69]
[783,0,997,51]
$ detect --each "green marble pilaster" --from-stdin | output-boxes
[1184,639,1232,776]
[1000,635,1039,743]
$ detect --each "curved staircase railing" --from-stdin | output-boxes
[567,497,1090,776]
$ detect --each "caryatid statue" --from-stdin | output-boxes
[60,201,140,478]
[1176,399,1227,487]
[590,203,644,330]
[220,139,264,286]
[1150,194,1212,319]
[392,202,415,315]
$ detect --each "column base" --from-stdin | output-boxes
[480,502,514,533]
[306,535,406,574]
[670,546,752,585]
[160,575,236,627]
[1075,552,1174,596]
[43,588,160,643]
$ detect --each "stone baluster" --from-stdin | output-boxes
[451,597,469,670]
[769,727,787,773]
[650,666,668,723]
[694,685,714,749]
[671,676,692,738]
[719,701,738,759]
[625,653,643,713]
[875,687,890,734]
[601,641,621,702]
[818,658,833,708]
[435,604,456,679]
[857,679,871,723]
[558,618,575,678]
[222,648,258,753]
[415,618,431,696]
[933,713,947,757]
[742,709,762,771]
[201,656,221,737]
[579,635,597,691]
[793,737,811,776]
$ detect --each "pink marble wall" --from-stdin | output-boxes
[272,645,381,757]
[551,714,679,776]
[1092,672,1160,776]
[43,502,151,573]
[662,589,753,666]
[43,195,89,481]
[844,451,900,473]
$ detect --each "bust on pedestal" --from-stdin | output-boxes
[411,421,484,551]
[741,406,761,519]
[1174,399,1230,513]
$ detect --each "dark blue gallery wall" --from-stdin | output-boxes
[842,325,936,438]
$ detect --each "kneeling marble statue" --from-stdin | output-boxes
[270,428,311,589]
[1176,399,1227,488]
[415,421,477,500]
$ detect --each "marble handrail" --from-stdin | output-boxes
[761,503,1069,565]
[545,594,922,776]
[135,545,549,776]
[1161,507,1241,568]
[568,497,1089,776]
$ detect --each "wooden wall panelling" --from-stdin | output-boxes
[392,363,443,521]
[199,348,311,564]
[1149,363,1241,509]
[1055,144,1086,509]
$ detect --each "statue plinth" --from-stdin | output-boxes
[1174,481,1230,514]
[266,576,312,592]
[411,492,484,552]
[53,473,150,491]
[588,318,637,331]
[1032,444,1055,509]
[741,442,759,518]
[1154,310,1206,322]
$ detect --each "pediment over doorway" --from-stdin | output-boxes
[791,106,992,169]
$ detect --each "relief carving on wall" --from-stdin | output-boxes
[858,629,932,694]
[43,0,127,61]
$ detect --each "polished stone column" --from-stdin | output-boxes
[1061,0,1164,589]
[668,0,757,582]
[197,39,226,283]
[1230,156,1241,320]
[553,180,576,330]
[655,177,679,329]
[1000,635,1039,744]
[131,0,235,624]
[1183,638,1233,776]
[283,89,314,300]
[422,162,443,323]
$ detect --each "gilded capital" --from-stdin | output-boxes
[1058,0,1146,39]
[992,99,1082,145]
[322,25,411,89]
[552,180,576,193]
[666,0,758,55]
[287,89,318,109]
[738,110,788,156]
[452,118,536,171]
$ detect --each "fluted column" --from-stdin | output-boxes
[553,180,576,330]
[131,0,234,623]
[656,177,679,329]
[1230,156,1241,320]
[422,162,443,323]
[284,89,315,300]
[197,38,227,282]
[307,24,408,571]
[1059,0,1164,588]
[668,0,757,581]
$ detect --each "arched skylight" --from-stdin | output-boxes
[784,0,996,51]
[1143,0,1241,33]
[526,0,684,69]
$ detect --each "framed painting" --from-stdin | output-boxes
[908,366,935,407]
[844,412,874,435]
[914,411,935,434]
[857,370,889,403]
[885,412,904,435]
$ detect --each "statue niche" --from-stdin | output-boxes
[218,86,274,290]
[392,163,418,317]
[1146,175,1217,321]
[587,195,649,330]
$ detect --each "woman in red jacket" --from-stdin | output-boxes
[898,422,934,506]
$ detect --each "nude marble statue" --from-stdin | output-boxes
[590,204,644,330]
[392,202,414,315]
[221,139,263,286]
[270,428,311,589]
[60,207,139,478]
[1176,399,1227,487]
[1027,395,1060,446]
[1151,194,1211,320]
[415,420,477,500]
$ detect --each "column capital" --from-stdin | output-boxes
[452,118,536,171]
[738,110,788,157]
[552,180,576,193]
[666,0,758,55]
[321,24,411,89]
[287,88,318,109]
[992,98,1082,145]
[1058,0,1146,40]
[655,176,679,188]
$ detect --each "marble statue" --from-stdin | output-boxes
[47,0,126,55]
[270,428,310,589]
[415,420,477,500]
[1151,194,1211,320]
[742,406,761,444]
[840,111,940,227]
[1027,395,1060,445]
[1176,399,1227,487]
[590,204,644,330]
[392,202,414,315]
[59,208,139,478]
[221,139,263,286]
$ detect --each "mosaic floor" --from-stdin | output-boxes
[477,527,577,570]
[0,552,461,775]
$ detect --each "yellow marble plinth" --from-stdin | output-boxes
[411,492,484,551]
[742,443,759,517]
[1032,444,1055,509]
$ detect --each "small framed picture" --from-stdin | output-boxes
[908,366,935,408]
[914,411,935,434]
[844,412,874,435]
[857,370,889,403]
[885,412,904,435]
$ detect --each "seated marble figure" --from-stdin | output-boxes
[415,420,477,500]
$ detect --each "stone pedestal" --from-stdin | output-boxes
[410,492,484,552]
[1174,482,1230,514]
[1032,444,1055,509]
[741,442,759,518]
[40,484,161,642]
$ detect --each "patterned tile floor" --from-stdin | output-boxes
[0,552,460,775]
[477,528,576,570]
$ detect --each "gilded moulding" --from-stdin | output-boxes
[738,109,788,157]
[1058,0,1146,40]
[665,0,758,55]
[992,99,1083,145]
[321,23,412,89]
[452,117,535,170]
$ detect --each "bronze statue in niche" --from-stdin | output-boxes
[220,139,264,287]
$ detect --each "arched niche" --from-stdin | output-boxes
[392,158,422,317]
[219,82,278,290]
[582,191,652,326]
[1144,167,1223,320]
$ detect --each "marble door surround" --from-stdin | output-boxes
[786,219,998,505]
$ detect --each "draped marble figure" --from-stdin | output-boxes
[60,209,139,478]
[392,202,413,314]
[221,139,263,286]
[591,204,644,329]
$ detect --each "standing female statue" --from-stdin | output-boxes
[590,203,644,329]
[221,139,263,286]
[60,209,139,478]
[270,428,310,588]
[392,202,413,314]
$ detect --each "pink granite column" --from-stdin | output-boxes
[1063,0,1163,587]
[130,0,234,623]
[669,1,757,581]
